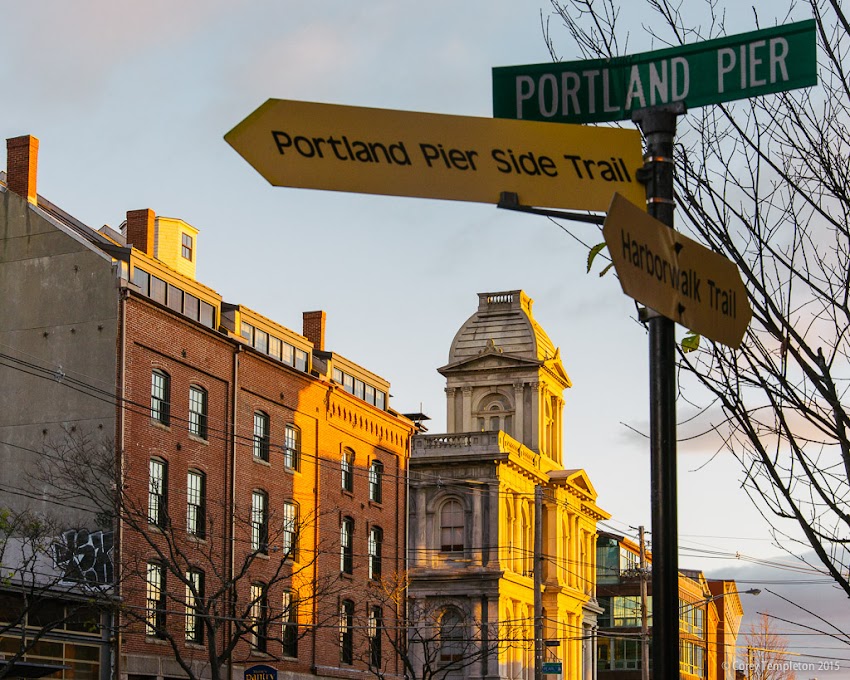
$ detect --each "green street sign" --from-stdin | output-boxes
[493,20,816,124]
[542,662,562,675]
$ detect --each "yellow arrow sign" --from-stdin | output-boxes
[225,99,645,212]
[603,193,752,348]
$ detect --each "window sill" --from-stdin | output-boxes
[145,637,169,646]
[368,499,383,509]
[189,434,209,446]
[186,642,205,650]
[253,456,272,467]
[150,420,171,432]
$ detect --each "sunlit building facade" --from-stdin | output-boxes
[0,136,414,680]
[408,291,610,680]
[595,532,745,680]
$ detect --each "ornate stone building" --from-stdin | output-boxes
[408,291,609,680]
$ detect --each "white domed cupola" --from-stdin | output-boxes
[439,290,571,464]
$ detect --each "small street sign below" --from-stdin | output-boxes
[602,193,752,348]
[542,662,563,675]
[493,20,816,124]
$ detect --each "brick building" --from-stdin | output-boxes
[0,136,414,680]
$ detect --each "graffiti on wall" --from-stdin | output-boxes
[52,528,114,586]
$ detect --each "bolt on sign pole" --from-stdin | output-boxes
[632,101,684,680]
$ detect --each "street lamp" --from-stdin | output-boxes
[688,588,760,680]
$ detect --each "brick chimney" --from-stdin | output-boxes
[125,209,156,255]
[303,311,326,351]
[6,135,39,204]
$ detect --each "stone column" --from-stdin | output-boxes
[462,386,474,431]
[513,382,525,445]
[529,381,540,451]
[446,386,457,432]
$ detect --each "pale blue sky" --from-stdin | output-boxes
[3,0,844,666]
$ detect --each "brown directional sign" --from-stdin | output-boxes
[602,193,752,348]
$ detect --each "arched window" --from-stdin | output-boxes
[282,590,298,658]
[340,516,354,574]
[186,469,205,537]
[475,393,514,436]
[284,423,300,470]
[188,385,208,439]
[369,525,383,580]
[250,582,268,652]
[369,460,384,503]
[369,605,383,669]
[439,609,465,662]
[185,568,204,643]
[283,500,298,558]
[341,448,354,492]
[148,458,168,527]
[440,499,464,553]
[151,369,170,424]
[340,599,354,664]
[251,490,268,554]
[253,411,270,461]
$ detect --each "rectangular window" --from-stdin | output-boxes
[375,391,386,410]
[200,301,215,329]
[250,583,268,652]
[254,329,269,354]
[241,321,254,343]
[332,368,344,384]
[281,343,295,367]
[284,424,300,471]
[282,591,298,658]
[181,232,193,261]
[132,267,150,295]
[612,596,642,627]
[369,526,382,580]
[283,501,298,558]
[342,374,354,394]
[253,411,270,462]
[294,349,308,372]
[269,336,282,360]
[341,450,354,493]
[146,562,166,638]
[148,458,167,527]
[251,491,268,554]
[185,569,203,643]
[440,500,464,552]
[187,470,205,537]
[364,384,376,405]
[150,275,167,305]
[369,461,383,504]
[340,600,354,664]
[340,517,353,574]
[354,379,366,400]
[151,370,170,425]
[167,283,183,313]
[188,385,208,440]
[184,294,200,321]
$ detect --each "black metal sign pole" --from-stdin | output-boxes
[632,102,684,680]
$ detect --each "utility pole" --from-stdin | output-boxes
[639,526,650,680]
[534,485,544,680]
